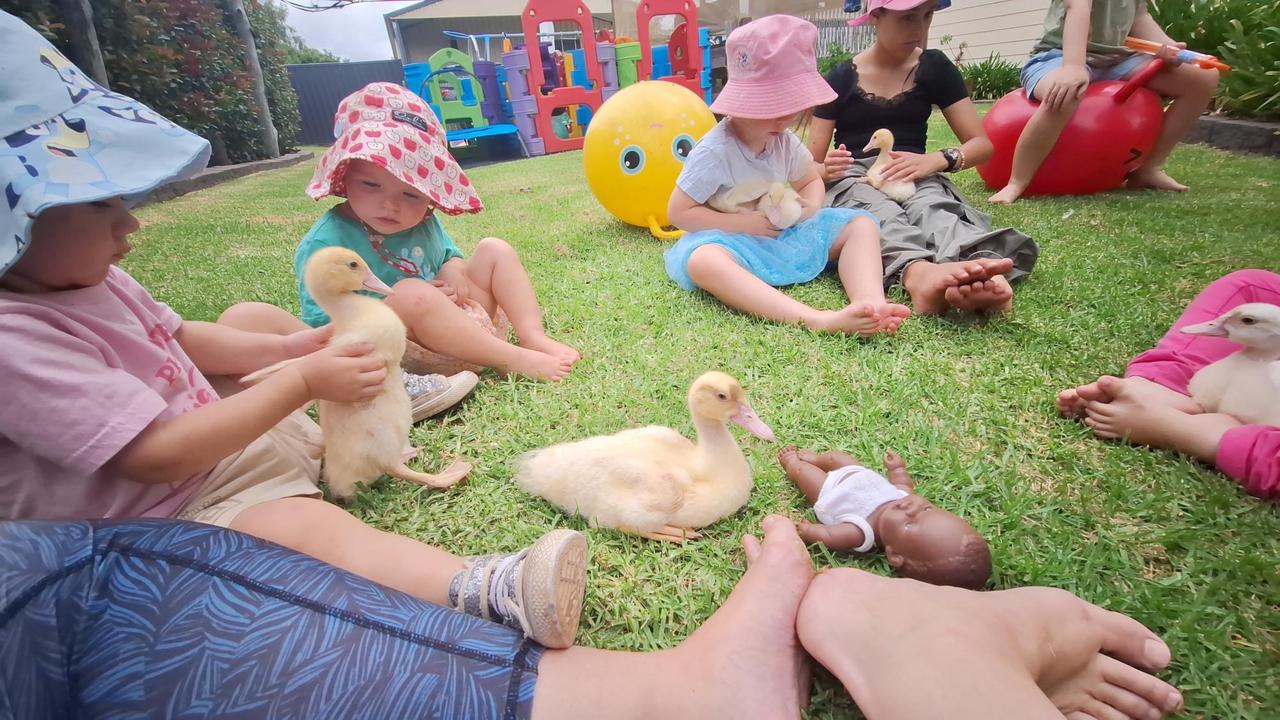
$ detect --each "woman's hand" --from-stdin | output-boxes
[822,143,856,183]
[878,151,949,183]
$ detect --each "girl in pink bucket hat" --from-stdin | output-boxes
[666,15,911,337]
[299,82,579,382]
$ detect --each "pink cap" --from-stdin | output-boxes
[848,0,951,26]
[709,15,837,119]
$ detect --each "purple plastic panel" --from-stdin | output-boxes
[502,50,531,100]
[597,41,618,89]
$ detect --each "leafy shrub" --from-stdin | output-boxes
[1148,0,1280,120]
[819,41,854,75]
[0,0,299,161]
[960,53,1022,100]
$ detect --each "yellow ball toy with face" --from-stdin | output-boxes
[583,81,716,240]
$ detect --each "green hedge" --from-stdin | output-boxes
[2,0,300,163]
[1148,0,1280,120]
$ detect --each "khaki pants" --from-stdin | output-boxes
[178,410,324,527]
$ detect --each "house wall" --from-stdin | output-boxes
[928,0,1052,64]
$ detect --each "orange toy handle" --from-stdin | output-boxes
[1124,36,1231,72]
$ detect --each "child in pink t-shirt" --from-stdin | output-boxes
[0,17,587,650]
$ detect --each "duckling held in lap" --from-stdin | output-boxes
[858,128,916,204]
[1183,303,1280,426]
[514,372,774,542]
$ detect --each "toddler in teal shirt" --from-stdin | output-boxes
[298,83,579,382]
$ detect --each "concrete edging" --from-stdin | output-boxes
[140,151,314,206]
[1188,115,1280,157]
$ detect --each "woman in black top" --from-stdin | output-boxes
[806,0,1038,315]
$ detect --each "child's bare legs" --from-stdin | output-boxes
[1058,375,1202,418]
[386,278,572,382]
[1127,65,1220,191]
[831,216,912,333]
[1080,376,1241,462]
[901,258,1016,315]
[798,570,1183,720]
[465,237,580,363]
[989,96,1080,204]
[532,515,813,719]
[686,245,886,337]
[230,496,463,605]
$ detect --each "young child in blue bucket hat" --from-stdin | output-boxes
[0,11,588,650]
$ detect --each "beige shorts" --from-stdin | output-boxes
[178,410,324,527]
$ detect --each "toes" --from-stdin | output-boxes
[1097,375,1126,398]
[1095,667,1178,718]
[742,533,762,565]
[1090,607,1173,672]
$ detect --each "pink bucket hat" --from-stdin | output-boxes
[708,15,836,119]
[848,0,951,26]
[307,82,482,215]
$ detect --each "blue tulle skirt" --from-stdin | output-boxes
[664,208,876,291]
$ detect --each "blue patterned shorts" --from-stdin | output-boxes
[0,520,544,720]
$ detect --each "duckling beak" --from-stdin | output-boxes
[730,402,775,441]
[862,139,876,153]
[361,271,395,297]
[1181,318,1227,337]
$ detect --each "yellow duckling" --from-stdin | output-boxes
[859,128,916,204]
[244,248,470,499]
[514,372,774,542]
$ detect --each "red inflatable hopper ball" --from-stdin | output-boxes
[978,59,1166,196]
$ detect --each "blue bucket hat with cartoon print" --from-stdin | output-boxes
[0,11,211,276]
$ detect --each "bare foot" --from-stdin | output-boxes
[1058,376,1201,419]
[944,275,1014,314]
[502,347,574,382]
[903,259,1014,315]
[1082,388,1188,448]
[804,302,883,337]
[520,333,582,364]
[989,182,1026,204]
[1127,168,1189,193]
[668,515,815,718]
[797,570,1182,719]
[778,445,819,474]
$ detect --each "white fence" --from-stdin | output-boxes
[802,6,874,57]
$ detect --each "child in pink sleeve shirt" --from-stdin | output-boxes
[0,14,587,650]
[1058,270,1280,500]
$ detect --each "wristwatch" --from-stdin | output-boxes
[940,147,961,172]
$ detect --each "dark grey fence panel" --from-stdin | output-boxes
[287,60,405,145]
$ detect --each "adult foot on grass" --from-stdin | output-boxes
[944,275,1014,314]
[520,333,581,364]
[1127,168,1189,193]
[797,570,1182,719]
[661,515,814,718]
[1058,376,1201,419]
[903,259,1014,315]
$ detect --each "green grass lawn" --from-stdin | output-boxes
[124,121,1280,717]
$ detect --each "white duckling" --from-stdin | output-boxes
[756,182,804,229]
[1183,303,1280,426]
[707,180,804,230]
[858,128,916,204]
[514,372,775,542]
[243,248,471,499]
[706,180,773,215]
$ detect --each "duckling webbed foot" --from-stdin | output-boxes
[389,456,472,489]
[640,525,701,543]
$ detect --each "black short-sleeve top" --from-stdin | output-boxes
[814,49,969,159]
